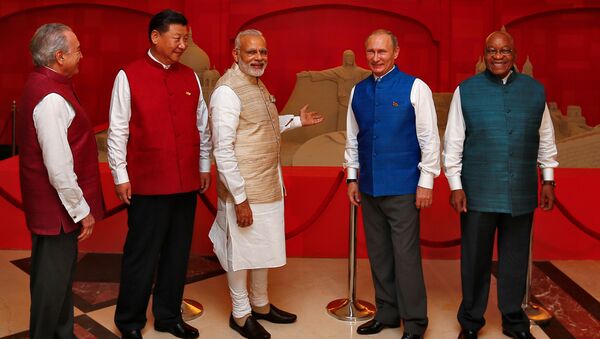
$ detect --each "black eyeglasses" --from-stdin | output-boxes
[485,48,512,56]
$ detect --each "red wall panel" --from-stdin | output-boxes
[507,9,600,125]
[236,5,439,111]
[0,1,599,145]
[0,4,153,144]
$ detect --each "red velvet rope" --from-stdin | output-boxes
[284,170,345,239]
[195,171,345,240]
[421,236,461,248]
[3,181,597,246]
[0,186,23,210]
[197,192,217,215]
[555,197,600,241]
[104,203,127,219]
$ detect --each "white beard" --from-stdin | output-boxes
[239,60,267,77]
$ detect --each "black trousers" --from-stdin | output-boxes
[458,210,533,332]
[115,192,197,331]
[361,193,428,335]
[30,230,78,339]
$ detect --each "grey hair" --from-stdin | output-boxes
[29,23,72,67]
[234,29,264,50]
[366,29,398,49]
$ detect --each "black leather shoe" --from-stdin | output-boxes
[229,314,270,339]
[458,329,478,339]
[154,321,199,338]
[121,329,143,339]
[357,319,400,335]
[251,304,297,323]
[401,333,422,339]
[502,329,535,339]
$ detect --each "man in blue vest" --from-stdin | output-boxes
[443,31,558,339]
[345,29,440,339]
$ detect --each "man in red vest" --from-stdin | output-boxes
[18,23,104,339]
[107,9,211,339]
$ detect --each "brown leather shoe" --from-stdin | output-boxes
[251,304,297,324]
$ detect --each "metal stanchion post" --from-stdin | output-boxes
[326,203,375,321]
[11,100,17,156]
[522,225,552,325]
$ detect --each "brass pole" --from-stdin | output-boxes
[522,225,552,325]
[326,203,375,321]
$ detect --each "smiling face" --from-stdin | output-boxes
[484,32,515,79]
[150,23,188,65]
[365,33,399,77]
[234,34,268,77]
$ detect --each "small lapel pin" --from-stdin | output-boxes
[185,91,191,96]
[392,101,399,107]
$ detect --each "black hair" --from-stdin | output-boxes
[148,9,188,41]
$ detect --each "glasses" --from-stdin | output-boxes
[237,48,268,57]
[486,48,512,56]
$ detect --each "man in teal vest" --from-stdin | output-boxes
[443,31,558,339]
[345,29,440,339]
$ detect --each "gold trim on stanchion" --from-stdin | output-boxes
[181,298,204,321]
[522,223,552,325]
[326,203,376,321]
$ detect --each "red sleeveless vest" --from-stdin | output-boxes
[122,55,201,195]
[18,67,104,235]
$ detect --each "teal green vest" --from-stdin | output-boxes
[460,70,545,216]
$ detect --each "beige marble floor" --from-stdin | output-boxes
[4,250,599,338]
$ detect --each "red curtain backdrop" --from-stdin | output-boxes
[1,0,599,144]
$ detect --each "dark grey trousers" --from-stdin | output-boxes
[30,231,78,339]
[361,193,428,335]
[458,211,533,332]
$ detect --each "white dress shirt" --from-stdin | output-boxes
[107,50,212,185]
[443,74,559,191]
[344,66,441,189]
[210,85,301,205]
[33,92,89,223]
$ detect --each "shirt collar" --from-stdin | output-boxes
[501,70,513,85]
[147,49,171,69]
[373,65,396,81]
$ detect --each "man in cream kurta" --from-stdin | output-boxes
[209,29,323,339]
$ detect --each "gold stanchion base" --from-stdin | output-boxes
[327,298,375,321]
[181,298,204,321]
[524,302,552,325]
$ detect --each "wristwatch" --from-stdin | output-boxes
[542,180,556,187]
[346,179,358,184]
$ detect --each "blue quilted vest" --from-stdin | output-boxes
[351,67,420,196]
[460,70,545,216]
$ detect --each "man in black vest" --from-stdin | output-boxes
[443,31,558,339]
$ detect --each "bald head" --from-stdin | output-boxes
[485,31,514,51]
[484,31,516,79]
